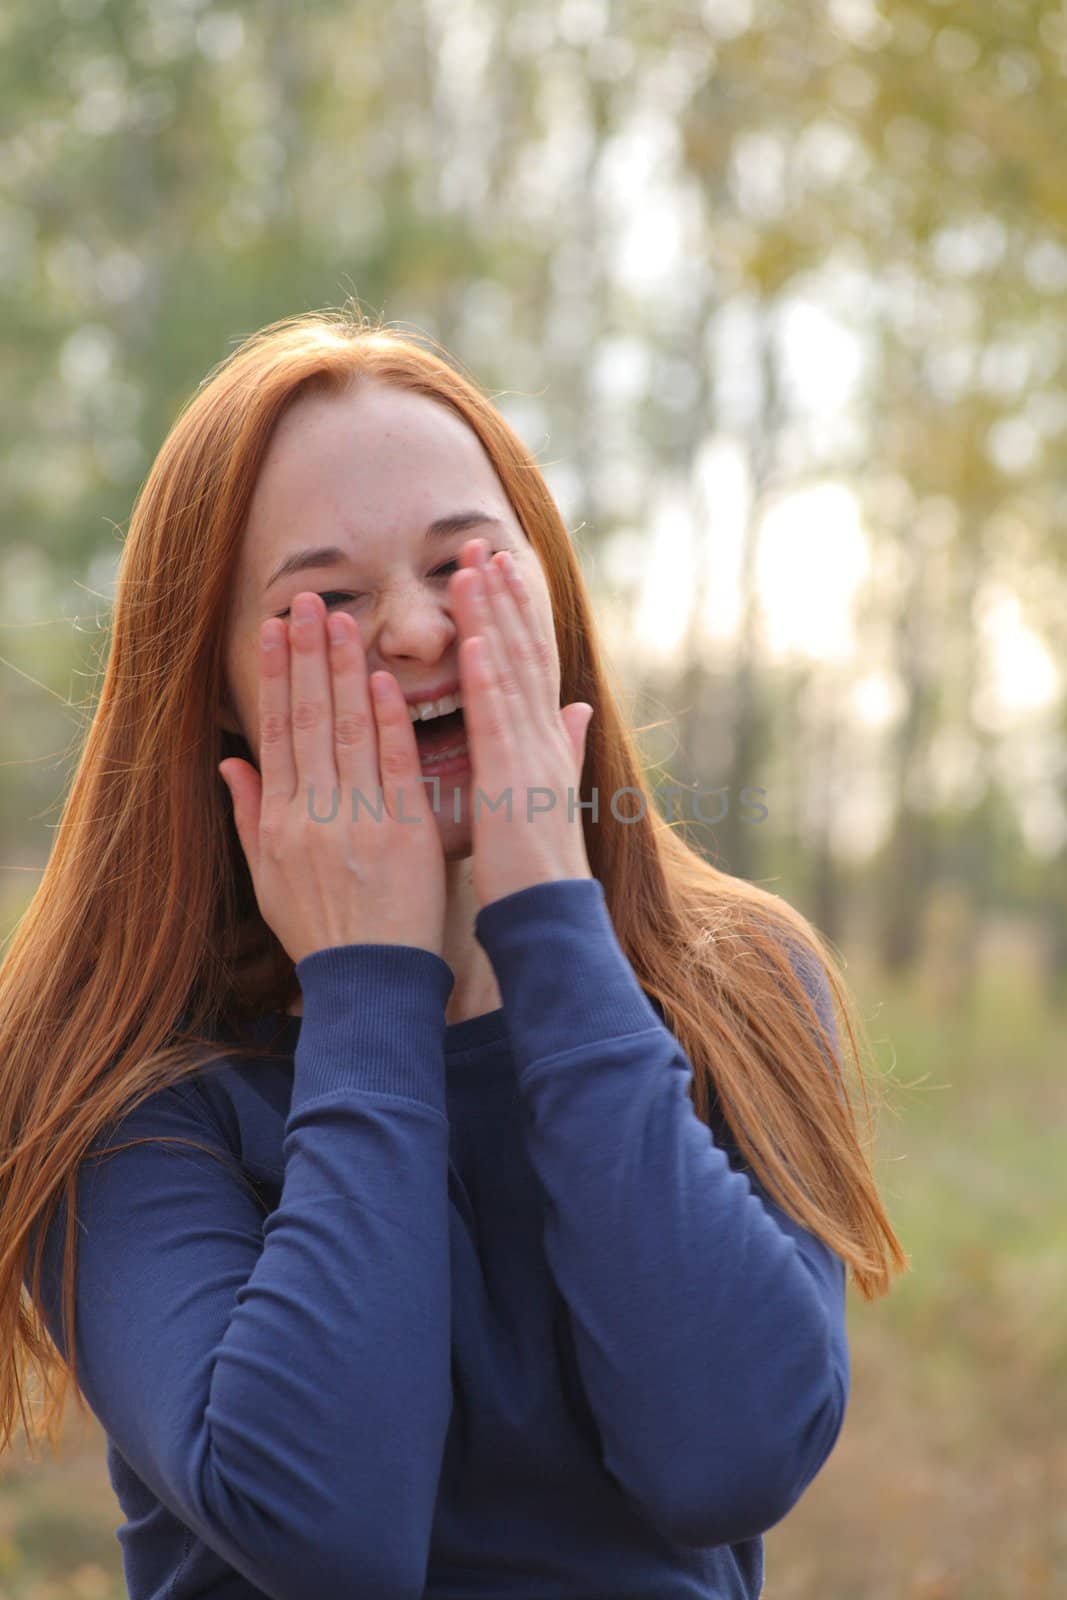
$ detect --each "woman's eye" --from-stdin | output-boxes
[432,552,503,580]
[276,591,356,619]
[275,557,499,618]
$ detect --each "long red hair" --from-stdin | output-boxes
[1,306,907,1460]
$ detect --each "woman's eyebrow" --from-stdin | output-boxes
[262,511,504,593]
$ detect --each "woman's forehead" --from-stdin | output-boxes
[243,388,509,560]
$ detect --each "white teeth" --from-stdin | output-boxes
[408,691,463,724]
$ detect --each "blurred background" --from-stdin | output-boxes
[1,0,1064,1595]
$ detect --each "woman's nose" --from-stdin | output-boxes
[373,585,457,663]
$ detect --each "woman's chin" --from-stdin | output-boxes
[439,817,473,861]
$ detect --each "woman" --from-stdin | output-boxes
[1,308,907,1600]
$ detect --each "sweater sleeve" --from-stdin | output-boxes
[474,877,850,1550]
[24,943,456,1600]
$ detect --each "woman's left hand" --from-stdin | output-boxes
[448,538,595,911]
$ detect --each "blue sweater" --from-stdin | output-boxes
[28,878,849,1600]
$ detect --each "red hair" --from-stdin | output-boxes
[1,306,907,1459]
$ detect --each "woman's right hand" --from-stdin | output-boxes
[218,592,448,967]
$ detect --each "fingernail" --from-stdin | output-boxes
[293,593,316,623]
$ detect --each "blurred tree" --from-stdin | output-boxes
[0,0,1063,998]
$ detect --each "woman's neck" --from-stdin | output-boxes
[283,853,502,1024]
[440,855,504,1025]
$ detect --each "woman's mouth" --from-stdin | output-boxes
[413,707,469,771]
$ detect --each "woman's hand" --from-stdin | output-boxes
[218,593,447,967]
[449,539,595,911]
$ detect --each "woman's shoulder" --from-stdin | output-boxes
[170,1006,301,1162]
[78,1006,291,1172]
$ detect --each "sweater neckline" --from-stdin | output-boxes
[260,1003,509,1056]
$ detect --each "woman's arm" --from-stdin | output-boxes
[474,876,850,1550]
[27,943,456,1600]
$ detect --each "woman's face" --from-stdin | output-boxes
[220,379,559,860]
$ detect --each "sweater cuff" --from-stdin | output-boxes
[473,878,663,1066]
[290,943,455,1115]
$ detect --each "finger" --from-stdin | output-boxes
[495,548,554,690]
[559,701,594,776]
[219,756,262,879]
[368,670,432,825]
[326,610,381,808]
[472,560,531,744]
[458,630,510,782]
[447,561,485,646]
[450,565,521,767]
[257,617,296,803]
[288,592,340,816]
[456,535,489,570]
[483,550,548,726]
